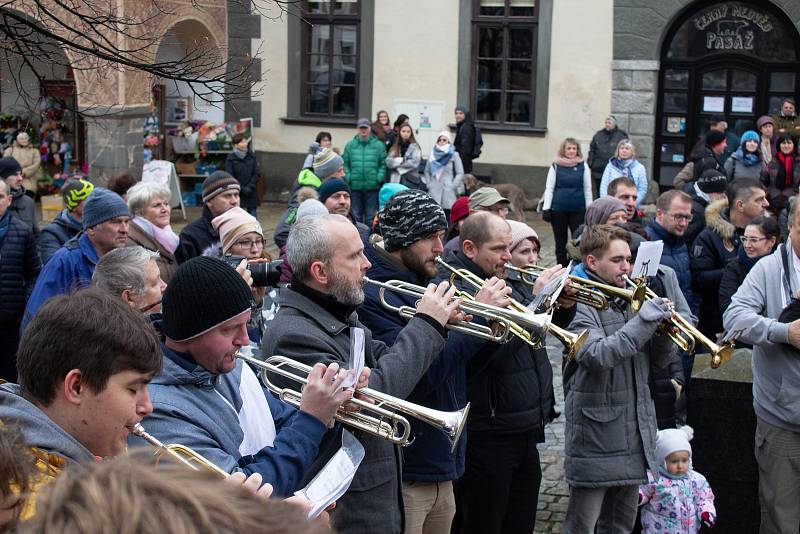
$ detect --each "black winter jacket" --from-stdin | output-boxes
[454,113,477,174]
[691,146,726,180]
[225,151,261,210]
[0,215,40,323]
[39,209,82,265]
[682,182,709,247]
[175,205,219,264]
[588,127,628,177]
[441,252,563,437]
[8,187,39,239]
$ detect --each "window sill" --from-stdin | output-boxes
[448,122,547,136]
[281,116,360,127]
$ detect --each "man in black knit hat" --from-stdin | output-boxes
[263,213,461,534]
[132,256,364,497]
[174,171,241,263]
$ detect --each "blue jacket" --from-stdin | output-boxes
[0,214,40,324]
[551,163,588,213]
[358,242,485,481]
[22,233,98,331]
[130,344,327,497]
[645,221,696,313]
[39,209,82,265]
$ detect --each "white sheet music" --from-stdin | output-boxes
[295,430,365,518]
[342,327,365,388]
[632,241,664,278]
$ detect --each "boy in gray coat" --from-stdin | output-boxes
[564,224,676,533]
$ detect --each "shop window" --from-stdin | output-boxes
[471,0,537,126]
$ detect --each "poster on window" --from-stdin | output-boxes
[731,96,754,113]
[666,117,686,134]
[702,96,725,113]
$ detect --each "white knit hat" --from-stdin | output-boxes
[507,220,539,252]
[656,425,694,464]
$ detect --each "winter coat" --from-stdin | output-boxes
[645,221,695,313]
[564,263,676,487]
[724,148,765,181]
[600,158,648,206]
[690,199,740,341]
[719,253,754,316]
[175,205,219,263]
[343,134,387,191]
[358,242,487,482]
[442,252,558,437]
[588,127,628,177]
[672,162,695,191]
[22,233,98,331]
[639,469,716,534]
[8,186,39,239]
[3,142,40,191]
[130,344,326,497]
[543,161,592,212]
[40,209,82,265]
[724,242,800,433]
[691,146,725,181]
[386,142,423,188]
[760,154,800,217]
[261,283,446,534]
[772,113,800,137]
[0,382,97,519]
[423,152,465,209]
[454,113,477,174]
[682,182,710,247]
[127,221,178,283]
[225,151,261,210]
[0,214,40,324]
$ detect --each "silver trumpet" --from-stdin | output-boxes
[237,353,470,453]
[362,276,552,345]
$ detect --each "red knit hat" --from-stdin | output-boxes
[450,196,470,225]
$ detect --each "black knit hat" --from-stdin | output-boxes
[379,189,447,252]
[202,170,240,204]
[0,157,22,179]
[697,169,728,194]
[162,256,252,341]
[705,130,726,148]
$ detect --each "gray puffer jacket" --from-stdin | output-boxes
[385,142,422,187]
[261,284,445,534]
[565,290,675,488]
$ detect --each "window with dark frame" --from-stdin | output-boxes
[302,1,360,117]
[471,0,537,126]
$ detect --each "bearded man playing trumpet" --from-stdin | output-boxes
[439,211,573,534]
[263,213,461,534]
[564,224,678,533]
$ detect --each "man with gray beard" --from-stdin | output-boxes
[262,213,461,534]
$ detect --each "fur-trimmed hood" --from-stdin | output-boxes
[704,198,736,241]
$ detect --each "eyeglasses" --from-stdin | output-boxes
[667,212,692,223]
[481,205,510,215]
[234,238,265,249]
[741,236,768,244]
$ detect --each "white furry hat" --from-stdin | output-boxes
[656,425,694,463]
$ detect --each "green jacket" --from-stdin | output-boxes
[343,134,386,191]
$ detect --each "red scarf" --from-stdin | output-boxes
[777,151,795,188]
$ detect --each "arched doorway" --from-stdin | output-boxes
[655,1,800,187]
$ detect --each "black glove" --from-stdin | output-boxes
[542,209,552,223]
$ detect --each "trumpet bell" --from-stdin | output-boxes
[710,342,735,369]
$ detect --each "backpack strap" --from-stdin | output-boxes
[781,243,793,299]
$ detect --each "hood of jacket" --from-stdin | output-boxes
[0,383,96,464]
[364,240,423,285]
[646,220,684,247]
[52,209,82,232]
[10,185,27,201]
[704,198,736,241]
[150,344,219,389]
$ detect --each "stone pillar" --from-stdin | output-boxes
[611,60,659,189]
[83,106,149,185]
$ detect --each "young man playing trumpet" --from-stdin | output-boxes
[443,211,573,534]
[564,225,677,532]
[263,213,462,534]
[357,190,510,534]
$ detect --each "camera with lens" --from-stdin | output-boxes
[222,255,282,287]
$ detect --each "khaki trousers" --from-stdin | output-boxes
[402,480,455,534]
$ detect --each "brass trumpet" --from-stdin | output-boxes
[237,353,470,453]
[131,423,229,478]
[436,257,588,358]
[504,263,648,312]
[623,275,735,368]
[363,276,552,346]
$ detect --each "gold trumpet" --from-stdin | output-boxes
[436,257,588,358]
[131,423,229,478]
[623,275,735,368]
[237,353,470,453]
[505,263,648,313]
[363,276,552,346]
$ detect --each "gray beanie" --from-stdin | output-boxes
[82,188,130,230]
[585,197,627,226]
[297,198,329,220]
[379,189,447,252]
[313,147,344,179]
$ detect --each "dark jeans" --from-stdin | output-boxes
[452,430,542,534]
[550,210,584,267]
[0,322,21,383]
[351,189,379,225]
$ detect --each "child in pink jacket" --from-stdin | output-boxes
[639,426,716,533]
